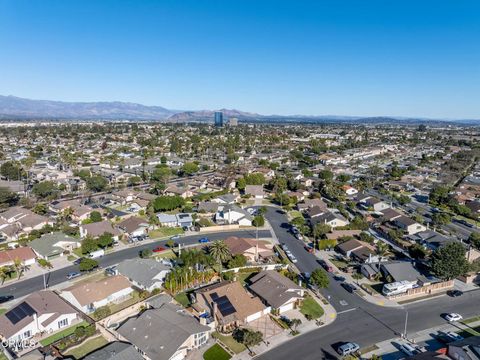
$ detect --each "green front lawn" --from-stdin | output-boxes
[149,227,184,239]
[300,296,324,320]
[0,308,6,315]
[212,332,246,354]
[64,336,109,359]
[0,351,8,360]
[203,344,231,360]
[40,321,89,346]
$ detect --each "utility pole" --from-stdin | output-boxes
[403,310,408,339]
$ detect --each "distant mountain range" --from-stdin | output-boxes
[0,95,478,125]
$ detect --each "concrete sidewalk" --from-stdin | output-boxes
[316,250,401,308]
[363,318,480,359]
[232,290,337,360]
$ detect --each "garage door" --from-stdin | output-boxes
[246,311,263,323]
[278,302,294,313]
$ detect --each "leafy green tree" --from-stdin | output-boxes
[79,258,98,271]
[0,161,23,180]
[318,169,334,182]
[468,232,480,250]
[182,162,199,175]
[236,177,246,190]
[313,223,331,240]
[310,268,330,288]
[233,328,263,349]
[33,203,48,215]
[128,176,142,186]
[140,249,153,258]
[0,187,19,208]
[252,215,265,227]
[227,254,248,269]
[89,211,103,223]
[431,242,470,280]
[431,212,451,226]
[86,175,108,192]
[244,173,266,185]
[97,233,113,248]
[32,181,58,199]
[81,236,98,254]
[152,195,185,211]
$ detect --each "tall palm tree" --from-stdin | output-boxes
[376,242,392,260]
[13,258,25,280]
[208,240,232,265]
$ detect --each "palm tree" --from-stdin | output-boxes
[13,258,25,280]
[376,242,392,260]
[0,266,9,285]
[208,240,232,265]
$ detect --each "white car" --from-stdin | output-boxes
[445,331,464,341]
[445,313,463,322]
[290,257,298,263]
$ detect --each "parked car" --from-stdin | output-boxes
[73,257,85,265]
[447,290,463,297]
[88,249,105,259]
[337,342,360,356]
[334,275,346,282]
[399,343,419,357]
[105,266,117,276]
[445,313,463,322]
[171,235,181,241]
[440,331,464,342]
[0,295,14,304]
[318,259,333,272]
[198,237,209,243]
[67,272,81,280]
[341,283,357,293]
[153,246,167,253]
[305,246,314,253]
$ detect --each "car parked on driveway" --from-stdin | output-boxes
[399,343,419,357]
[337,342,360,356]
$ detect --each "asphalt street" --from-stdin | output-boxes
[257,206,480,360]
[0,229,271,299]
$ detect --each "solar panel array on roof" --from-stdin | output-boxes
[5,302,35,325]
[213,295,236,317]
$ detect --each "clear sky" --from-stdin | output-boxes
[1,0,479,118]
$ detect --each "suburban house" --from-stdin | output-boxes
[325,230,362,240]
[309,210,349,228]
[249,270,305,313]
[164,184,193,199]
[193,281,267,331]
[392,216,427,235]
[83,341,144,360]
[79,220,122,240]
[245,185,265,199]
[0,207,51,240]
[408,230,453,251]
[211,193,238,205]
[0,180,25,195]
[380,208,402,222]
[298,198,328,212]
[336,239,378,263]
[0,291,79,345]
[117,216,149,238]
[156,213,193,228]
[215,204,253,226]
[224,236,274,262]
[116,258,171,292]
[447,336,480,360]
[61,275,133,314]
[342,185,359,196]
[380,261,423,283]
[360,197,390,213]
[29,232,81,260]
[0,247,36,267]
[116,302,210,360]
[197,201,219,214]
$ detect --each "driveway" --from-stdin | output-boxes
[247,315,283,339]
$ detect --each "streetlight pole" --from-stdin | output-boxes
[404,310,408,339]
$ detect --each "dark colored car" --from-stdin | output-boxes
[341,282,357,293]
[447,290,463,297]
[334,275,346,282]
[0,295,14,303]
[73,257,85,265]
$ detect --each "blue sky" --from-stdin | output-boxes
[1,0,479,118]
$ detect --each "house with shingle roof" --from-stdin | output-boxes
[61,275,133,314]
[193,281,266,331]
[249,271,304,313]
[116,302,210,360]
[116,258,171,291]
[29,232,80,260]
[83,341,144,360]
[116,216,149,238]
[0,291,79,344]
[80,220,121,240]
[0,247,36,267]
[224,236,274,262]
